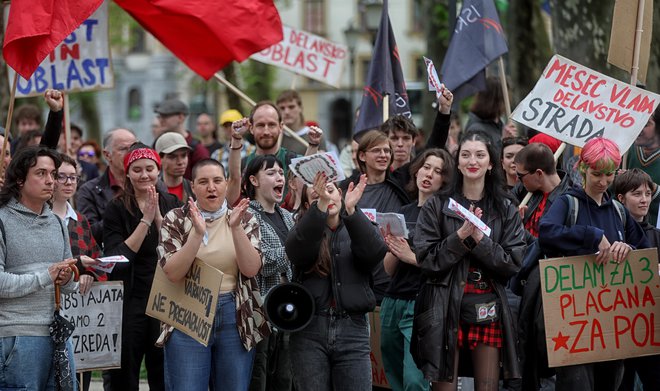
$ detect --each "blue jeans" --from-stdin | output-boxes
[164,292,255,391]
[290,313,372,391]
[380,297,429,391]
[0,335,77,391]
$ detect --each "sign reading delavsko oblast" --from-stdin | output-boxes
[540,248,660,367]
[4,1,113,98]
[251,25,347,87]
[146,259,223,346]
[511,55,660,153]
[61,281,123,371]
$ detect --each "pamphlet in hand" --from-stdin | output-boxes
[448,197,492,237]
[424,56,443,100]
[377,212,409,239]
[289,152,345,185]
[92,255,129,274]
[362,208,377,223]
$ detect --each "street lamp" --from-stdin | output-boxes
[343,21,360,112]
[363,0,383,33]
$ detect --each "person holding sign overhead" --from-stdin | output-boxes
[102,143,181,391]
[538,137,648,391]
[412,130,526,390]
[157,159,263,391]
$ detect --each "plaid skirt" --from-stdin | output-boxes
[457,271,503,350]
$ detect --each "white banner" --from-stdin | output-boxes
[251,25,347,87]
[61,281,123,371]
[511,55,660,153]
[5,1,113,97]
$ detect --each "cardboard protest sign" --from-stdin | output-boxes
[146,259,223,346]
[4,1,113,97]
[511,55,660,153]
[540,248,660,367]
[607,0,653,84]
[289,152,345,185]
[251,25,347,87]
[61,281,123,371]
[369,309,391,389]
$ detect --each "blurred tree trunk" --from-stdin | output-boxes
[646,5,660,93]
[508,0,552,106]
[222,62,245,114]
[549,0,624,78]
[421,1,450,138]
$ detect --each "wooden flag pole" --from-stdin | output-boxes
[64,93,72,156]
[213,73,309,148]
[383,94,389,123]
[518,142,567,208]
[0,73,19,177]
[622,0,647,170]
[498,57,512,118]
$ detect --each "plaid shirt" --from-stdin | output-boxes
[247,200,294,296]
[66,209,104,280]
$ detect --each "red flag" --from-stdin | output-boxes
[115,0,283,80]
[3,0,104,79]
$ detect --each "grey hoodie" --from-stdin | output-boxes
[0,198,75,337]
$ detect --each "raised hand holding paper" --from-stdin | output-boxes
[448,197,491,237]
[423,56,444,100]
[289,152,345,184]
[376,212,409,239]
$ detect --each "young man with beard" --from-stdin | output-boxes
[242,155,295,391]
[155,132,194,204]
[226,101,322,205]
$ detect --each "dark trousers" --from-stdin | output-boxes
[249,330,293,391]
[555,360,624,391]
[104,295,164,391]
[619,355,660,391]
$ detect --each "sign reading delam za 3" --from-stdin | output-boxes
[4,1,113,97]
[61,281,123,371]
[540,248,660,367]
[251,25,347,87]
[511,55,660,153]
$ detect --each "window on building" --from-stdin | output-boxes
[410,0,424,33]
[129,26,146,53]
[128,88,142,121]
[303,0,326,36]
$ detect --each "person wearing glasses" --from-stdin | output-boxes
[51,153,103,391]
[78,140,105,177]
[340,129,410,303]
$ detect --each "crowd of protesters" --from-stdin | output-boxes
[0,85,659,391]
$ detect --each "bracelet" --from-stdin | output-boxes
[230,144,243,150]
[308,142,319,147]
[140,218,151,227]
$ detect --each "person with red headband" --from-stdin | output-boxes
[102,142,181,390]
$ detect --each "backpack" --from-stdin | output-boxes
[564,194,626,233]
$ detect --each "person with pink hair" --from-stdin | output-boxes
[537,137,648,391]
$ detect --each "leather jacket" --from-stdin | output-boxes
[411,194,525,382]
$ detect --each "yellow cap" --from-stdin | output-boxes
[219,109,243,125]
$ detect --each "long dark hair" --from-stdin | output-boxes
[0,146,62,207]
[406,148,454,197]
[118,142,155,215]
[440,130,513,218]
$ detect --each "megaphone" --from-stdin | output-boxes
[264,282,315,332]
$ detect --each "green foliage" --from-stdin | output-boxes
[240,60,274,101]
[108,3,141,49]
[431,3,450,45]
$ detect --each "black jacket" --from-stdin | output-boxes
[411,194,525,382]
[75,170,117,244]
[285,203,387,314]
[103,191,181,298]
